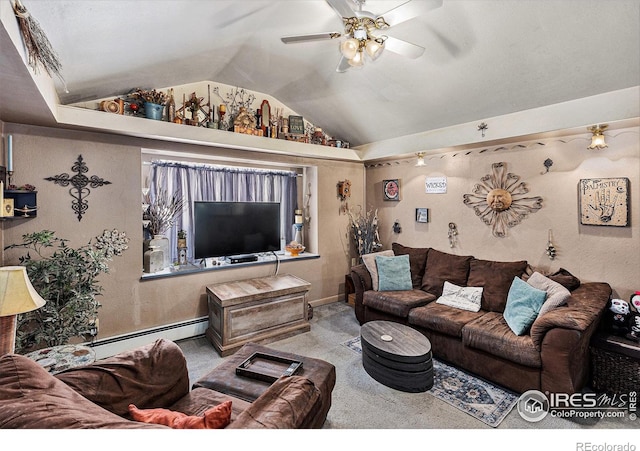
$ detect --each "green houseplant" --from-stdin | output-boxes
[4,229,129,354]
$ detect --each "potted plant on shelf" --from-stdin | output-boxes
[4,229,129,354]
[128,88,166,120]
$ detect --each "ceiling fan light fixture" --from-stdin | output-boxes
[587,124,608,150]
[340,38,359,60]
[365,39,384,60]
[348,49,365,67]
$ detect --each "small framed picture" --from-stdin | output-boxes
[383,179,400,201]
[416,208,429,223]
[288,115,305,134]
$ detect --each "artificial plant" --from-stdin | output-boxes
[4,229,129,353]
[347,205,382,259]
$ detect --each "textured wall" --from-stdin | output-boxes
[1,123,364,339]
[365,126,640,300]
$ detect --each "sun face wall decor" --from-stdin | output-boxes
[463,162,543,237]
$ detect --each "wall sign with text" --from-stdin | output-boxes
[425,176,447,194]
[579,177,630,227]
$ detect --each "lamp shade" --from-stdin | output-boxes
[0,266,47,317]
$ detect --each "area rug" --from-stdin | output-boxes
[341,336,518,427]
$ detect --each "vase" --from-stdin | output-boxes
[144,102,164,120]
[148,235,170,268]
[143,246,164,273]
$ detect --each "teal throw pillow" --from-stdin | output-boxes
[503,276,547,335]
[375,254,412,291]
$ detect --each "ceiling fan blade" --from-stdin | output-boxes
[281,32,342,44]
[383,36,425,59]
[326,0,356,19]
[380,0,443,27]
[336,55,352,73]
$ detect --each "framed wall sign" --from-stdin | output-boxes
[416,208,429,223]
[383,179,400,201]
[425,176,447,194]
[579,177,630,226]
[288,115,305,134]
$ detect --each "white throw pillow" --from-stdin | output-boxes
[361,250,394,291]
[436,281,483,312]
[527,271,570,317]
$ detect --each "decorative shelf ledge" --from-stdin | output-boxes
[56,106,361,162]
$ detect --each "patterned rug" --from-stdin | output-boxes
[341,336,518,427]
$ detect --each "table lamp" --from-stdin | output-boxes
[0,266,47,355]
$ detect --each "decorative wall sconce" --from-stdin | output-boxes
[587,124,608,150]
[448,222,458,248]
[545,229,556,260]
[392,220,402,234]
[415,152,426,167]
[477,122,488,138]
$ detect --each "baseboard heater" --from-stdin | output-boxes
[89,316,208,360]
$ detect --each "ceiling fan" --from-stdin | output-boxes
[281,0,443,72]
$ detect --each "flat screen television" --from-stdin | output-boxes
[194,201,281,260]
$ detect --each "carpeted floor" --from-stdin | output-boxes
[176,301,633,431]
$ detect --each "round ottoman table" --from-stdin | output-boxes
[360,320,433,392]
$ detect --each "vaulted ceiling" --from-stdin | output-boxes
[1,0,639,153]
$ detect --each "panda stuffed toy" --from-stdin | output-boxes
[625,291,640,342]
[605,298,631,336]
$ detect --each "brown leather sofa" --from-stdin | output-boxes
[351,243,612,395]
[0,338,335,429]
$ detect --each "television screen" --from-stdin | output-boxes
[194,201,281,259]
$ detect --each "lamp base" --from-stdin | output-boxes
[0,315,17,355]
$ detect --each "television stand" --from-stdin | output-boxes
[205,274,311,356]
[229,254,258,264]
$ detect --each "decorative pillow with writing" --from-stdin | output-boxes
[436,281,483,312]
[128,401,232,429]
[503,277,547,335]
[376,254,413,291]
[527,271,571,317]
[362,250,394,291]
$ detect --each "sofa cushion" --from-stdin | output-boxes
[466,258,529,312]
[408,302,486,338]
[56,338,189,417]
[547,267,581,291]
[503,276,547,335]
[364,289,436,318]
[376,254,412,291]
[436,281,483,312]
[362,250,394,290]
[392,243,430,288]
[462,312,542,368]
[527,271,571,317]
[0,354,163,429]
[421,249,472,297]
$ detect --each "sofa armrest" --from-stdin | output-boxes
[351,264,372,324]
[530,282,611,350]
[227,376,321,429]
[55,338,190,417]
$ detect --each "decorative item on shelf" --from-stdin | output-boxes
[259,100,270,136]
[45,154,111,221]
[4,229,128,354]
[293,210,304,247]
[383,179,400,201]
[6,134,13,186]
[99,99,122,114]
[3,188,36,218]
[288,115,304,135]
[166,88,176,123]
[587,124,608,150]
[578,177,629,227]
[545,229,556,260]
[143,188,185,269]
[392,220,402,234]
[346,205,382,260]
[283,133,308,143]
[448,222,458,248]
[0,266,47,355]
[416,208,429,223]
[143,245,164,274]
[477,122,488,138]
[177,229,188,266]
[233,107,263,136]
[285,241,305,257]
[128,89,166,121]
[463,162,543,238]
[311,127,325,145]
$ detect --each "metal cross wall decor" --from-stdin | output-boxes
[45,154,112,221]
